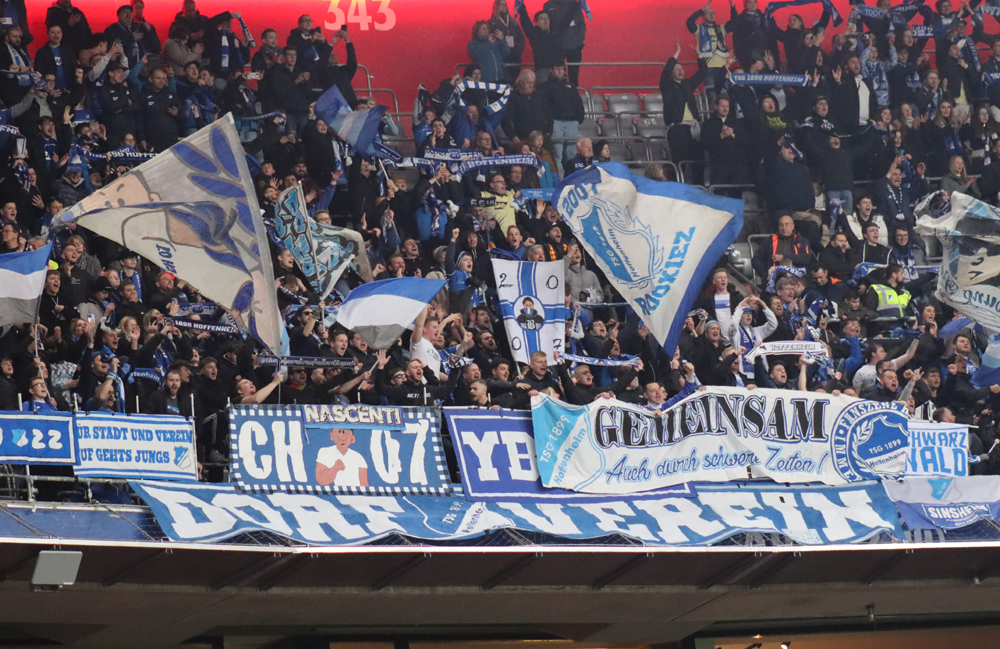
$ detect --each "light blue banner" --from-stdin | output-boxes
[885,477,1000,530]
[443,408,696,502]
[531,390,910,494]
[130,479,901,546]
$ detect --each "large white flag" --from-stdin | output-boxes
[492,258,567,364]
[55,115,283,353]
[553,162,743,354]
[915,192,1000,331]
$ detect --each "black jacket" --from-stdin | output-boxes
[539,75,584,122]
[659,58,704,125]
[98,81,142,143]
[726,7,768,66]
[503,90,552,140]
[317,44,359,107]
[45,3,91,53]
[830,72,878,131]
[517,3,563,69]
[140,86,181,151]
[262,64,312,114]
[33,43,75,85]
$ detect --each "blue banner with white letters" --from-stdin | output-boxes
[554,162,743,355]
[0,412,75,464]
[531,389,910,494]
[130,479,901,546]
[74,412,196,480]
[229,404,455,496]
[444,408,696,502]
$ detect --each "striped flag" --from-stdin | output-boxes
[493,259,568,364]
[0,243,52,327]
[337,278,446,349]
[314,85,386,157]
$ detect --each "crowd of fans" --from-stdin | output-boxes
[0,0,998,484]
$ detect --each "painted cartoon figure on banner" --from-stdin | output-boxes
[316,428,370,486]
[515,297,545,330]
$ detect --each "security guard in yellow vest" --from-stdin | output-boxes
[863,263,912,330]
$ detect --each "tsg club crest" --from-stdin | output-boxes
[559,183,664,291]
[831,401,910,482]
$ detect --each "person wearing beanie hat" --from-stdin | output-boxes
[53,154,90,207]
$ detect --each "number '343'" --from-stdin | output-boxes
[326,0,396,31]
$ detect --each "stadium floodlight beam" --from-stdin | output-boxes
[31,551,83,592]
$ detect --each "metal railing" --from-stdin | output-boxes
[453,60,668,78]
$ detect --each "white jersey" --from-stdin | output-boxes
[316,445,369,486]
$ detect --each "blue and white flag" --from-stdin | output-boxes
[0,242,52,327]
[131,479,901,546]
[493,259,568,364]
[314,85,386,158]
[272,185,372,299]
[54,115,284,354]
[884,476,1000,530]
[336,278,446,349]
[973,333,1000,388]
[906,421,969,477]
[531,388,911,493]
[939,316,985,340]
[554,162,743,354]
[915,193,1000,332]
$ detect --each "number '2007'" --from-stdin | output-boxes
[326,0,396,31]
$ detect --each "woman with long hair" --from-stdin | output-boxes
[960,104,1000,173]
[939,155,981,198]
[922,99,963,176]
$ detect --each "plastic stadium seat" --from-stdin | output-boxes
[606,141,630,161]
[634,117,667,139]
[393,141,416,158]
[578,118,600,138]
[629,141,652,162]
[597,116,619,137]
[606,93,642,117]
[642,92,664,114]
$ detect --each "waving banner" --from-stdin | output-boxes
[272,185,372,299]
[493,259,568,365]
[54,115,283,353]
[0,412,75,464]
[905,421,969,477]
[531,389,910,494]
[884,476,1000,530]
[74,413,196,481]
[444,408,695,502]
[131,479,900,546]
[229,404,455,495]
[915,193,1000,331]
[554,162,743,354]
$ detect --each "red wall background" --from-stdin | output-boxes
[23,0,844,129]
